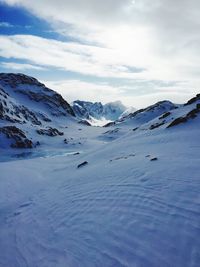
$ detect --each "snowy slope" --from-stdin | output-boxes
[0,73,75,119]
[0,91,200,266]
[104,100,178,128]
[0,73,80,149]
[119,100,177,124]
[119,106,136,119]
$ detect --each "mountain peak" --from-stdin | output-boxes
[0,73,45,88]
[72,100,128,122]
[0,73,75,118]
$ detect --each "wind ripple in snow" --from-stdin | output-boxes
[1,168,200,267]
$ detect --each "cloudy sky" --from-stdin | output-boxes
[0,0,199,108]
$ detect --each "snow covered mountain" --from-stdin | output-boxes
[103,101,128,120]
[119,106,136,119]
[1,73,200,267]
[102,95,200,145]
[0,73,76,148]
[105,100,178,127]
[72,100,127,122]
[0,73,75,121]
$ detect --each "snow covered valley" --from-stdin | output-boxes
[0,74,200,267]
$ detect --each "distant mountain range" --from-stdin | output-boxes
[72,100,129,122]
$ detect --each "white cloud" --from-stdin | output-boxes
[44,79,198,109]
[121,91,196,109]
[2,0,200,51]
[0,33,198,83]
[44,79,124,105]
[0,0,200,107]
[0,33,198,108]
[0,34,147,78]
[1,1,200,81]
[0,62,46,70]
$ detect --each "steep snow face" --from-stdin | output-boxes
[72,100,103,120]
[72,100,127,122]
[103,101,127,121]
[0,86,44,125]
[0,73,75,119]
[0,73,78,149]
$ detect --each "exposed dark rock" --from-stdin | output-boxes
[1,115,21,123]
[0,87,9,98]
[196,103,200,109]
[78,120,91,126]
[103,121,115,127]
[110,154,135,162]
[184,94,200,106]
[77,161,88,168]
[15,105,42,125]
[11,140,33,149]
[35,141,40,147]
[1,93,42,125]
[36,127,64,136]
[167,117,187,128]
[0,126,33,148]
[159,112,171,120]
[122,108,144,121]
[0,102,4,118]
[64,138,74,144]
[167,105,200,128]
[187,108,199,118]
[150,121,165,130]
[53,93,75,117]
[132,127,138,131]
[37,112,52,122]
[0,73,45,88]
[64,138,68,144]
[150,157,158,161]
[15,89,75,117]
[103,128,120,135]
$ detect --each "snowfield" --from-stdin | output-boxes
[0,74,200,267]
[1,123,200,267]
